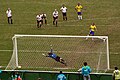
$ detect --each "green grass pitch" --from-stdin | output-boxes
[0,0,120,71]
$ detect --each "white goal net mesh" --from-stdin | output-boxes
[6,35,109,72]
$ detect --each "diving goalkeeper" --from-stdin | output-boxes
[43,47,67,66]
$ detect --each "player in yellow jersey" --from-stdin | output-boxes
[75,3,83,20]
[86,23,97,40]
[89,23,97,36]
[113,67,120,80]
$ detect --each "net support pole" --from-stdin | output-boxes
[14,35,19,67]
[106,36,110,70]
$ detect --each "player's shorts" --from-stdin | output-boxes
[40,20,43,22]
[53,16,58,20]
[55,56,60,62]
[37,20,40,23]
[8,16,12,18]
[77,12,82,15]
[62,13,67,16]
[90,30,94,36]
[42,16,46,19]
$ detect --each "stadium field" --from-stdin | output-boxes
[0,0,120,72]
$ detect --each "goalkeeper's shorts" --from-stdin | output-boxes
[55,56,61,62]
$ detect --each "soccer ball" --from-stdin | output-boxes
[103,38,106,42]
[18,66,21,68]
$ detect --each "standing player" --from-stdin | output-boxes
[75,3,83,20]
[42,46,67,66]
[0,70,2,80]
[113,67,120,80]
[36,14,43,28]
[53,9,58,27]
[41,13,47,25]
[57,71,67,80]
[81,62,91,80]
[6,8,13,24]
[60,4,67,21]
[86,23,97,40]
[11,72,18,80]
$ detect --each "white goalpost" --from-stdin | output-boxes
[6,34,110,72]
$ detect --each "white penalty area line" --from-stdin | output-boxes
[0,17,119,26]
[0,49,106,54]
[2,1,62,5]
[0,22,114,27]
[58,24,113,27]
[0,50,119,55]
[0,50,12,52]
[58,17,120,23]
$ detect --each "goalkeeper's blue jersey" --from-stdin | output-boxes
[48,49,57,59]
[49,53,57,59]
[57,74,66,80]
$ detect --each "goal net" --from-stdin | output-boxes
[6,34,110,72]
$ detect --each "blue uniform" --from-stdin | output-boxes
[57,74,67,80]
[0,70,2,79]
[11,75,17,80]
[48,53,57,59]
[48,49,58,59]
[82,66,91,76]
[0,70,2,73]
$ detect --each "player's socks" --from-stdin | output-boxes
[11,19,13,24]
[78,15,81,20]
[66,17,67,20]
[37,26,39,28]
[53,21,55,25]
[80,15,82,20]
[56,21,57,27]
[40,24,42,28]
[77,15,79,19]
[92,38,94,40]
[86,35,89,40]
[63,17,65,20]
[45,20,47,24]
[8,19,10,24]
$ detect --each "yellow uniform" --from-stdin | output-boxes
[90,25,96,31]
[75,5,83,12]
[89,25,97,36]
[113,70,120,80]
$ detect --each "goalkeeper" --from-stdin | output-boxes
[44,48,67,66]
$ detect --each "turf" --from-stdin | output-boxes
[0,0,120,71]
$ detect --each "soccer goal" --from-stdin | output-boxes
[6,34,110,72]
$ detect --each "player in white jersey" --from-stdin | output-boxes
[60,4,67,21]
[41,13,47,24]
[53,9,58,27]
[36,14,43,28]
[6,8,13,24]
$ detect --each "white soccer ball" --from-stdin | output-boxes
[18,66,21,68]
[103,38,106,42]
